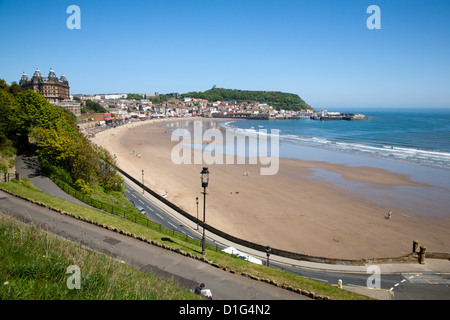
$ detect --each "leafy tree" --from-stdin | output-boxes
[0,80,124,194]
[85,99,107,113]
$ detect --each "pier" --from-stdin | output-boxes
[311,111,368,121]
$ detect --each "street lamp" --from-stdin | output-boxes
[142,169,144,194]
[200,167,210,255]
[196,196,199,230]
[265,246,271,267]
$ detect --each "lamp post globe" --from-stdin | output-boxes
[201,167,210,188]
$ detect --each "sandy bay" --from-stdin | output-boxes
[90,118,450,260]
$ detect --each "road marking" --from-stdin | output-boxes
[168,221,178,229]
[346,283,367,288]
[310,277,328,283]
[155,213,164,220]
[131,194,137,198]
[138,199,145,204]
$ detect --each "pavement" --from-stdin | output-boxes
[15,154,90,207]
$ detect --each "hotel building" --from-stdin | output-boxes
[19,69,70,103]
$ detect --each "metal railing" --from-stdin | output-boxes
[50,177,204,248]
[0,172,19,183]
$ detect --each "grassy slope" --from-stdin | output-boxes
[0,212,202,300]
[0,180,371,300]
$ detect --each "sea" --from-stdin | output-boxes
[220,108,450,170]
[217,108,450,216]
[165,108,450,216]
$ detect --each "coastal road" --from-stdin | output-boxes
[124,182,211,247]
[122,175,450,300]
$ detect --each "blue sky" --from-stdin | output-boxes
[1,0,449,109]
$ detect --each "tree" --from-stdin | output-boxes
[0,79,126,197]
[182,88,313,110]
[85,99,107,113]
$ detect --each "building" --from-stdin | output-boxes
[60,99,81,117]
[19,69,70,103]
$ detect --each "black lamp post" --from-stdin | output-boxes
[265,246,271,267]
[196,196,199,230]
[201,167,210,255]
[142,169,144,194]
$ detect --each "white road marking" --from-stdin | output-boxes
[168,221,178,229]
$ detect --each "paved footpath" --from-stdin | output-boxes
[0,190,309,301]
[15,154,90,207]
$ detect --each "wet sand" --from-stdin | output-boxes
[91,118,450,260]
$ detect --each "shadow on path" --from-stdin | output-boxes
[15,153,91,208]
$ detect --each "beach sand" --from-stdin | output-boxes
[91,118,450,260]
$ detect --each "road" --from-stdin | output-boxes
[122,176,450,300]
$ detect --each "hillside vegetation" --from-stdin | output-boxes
[0,79,124,198]
[183,87,313,111]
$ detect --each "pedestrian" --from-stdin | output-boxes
[194,283,205,295]
[388,210,392,219]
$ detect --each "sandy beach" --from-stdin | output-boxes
[91,118,450,260]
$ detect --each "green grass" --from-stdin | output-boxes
[0,213,202,300]
[0,180,373,300]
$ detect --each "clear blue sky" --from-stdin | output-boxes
[1,0,449,109]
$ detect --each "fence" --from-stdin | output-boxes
[51,177,204,247]
[0,172,19,183]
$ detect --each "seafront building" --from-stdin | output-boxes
[19,69,81,116]
[20,69,70,103]
[60,99,82,117]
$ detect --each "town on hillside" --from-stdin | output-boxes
[18,70,365,136]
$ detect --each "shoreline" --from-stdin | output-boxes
[90,117,450,260]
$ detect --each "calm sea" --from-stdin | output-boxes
[165,109,450,215]
[221,108,450,170]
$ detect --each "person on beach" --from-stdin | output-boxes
[388,210,392,219]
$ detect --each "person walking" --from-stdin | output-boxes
[388,210,392,219]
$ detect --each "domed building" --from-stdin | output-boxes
[19,69,70,103]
